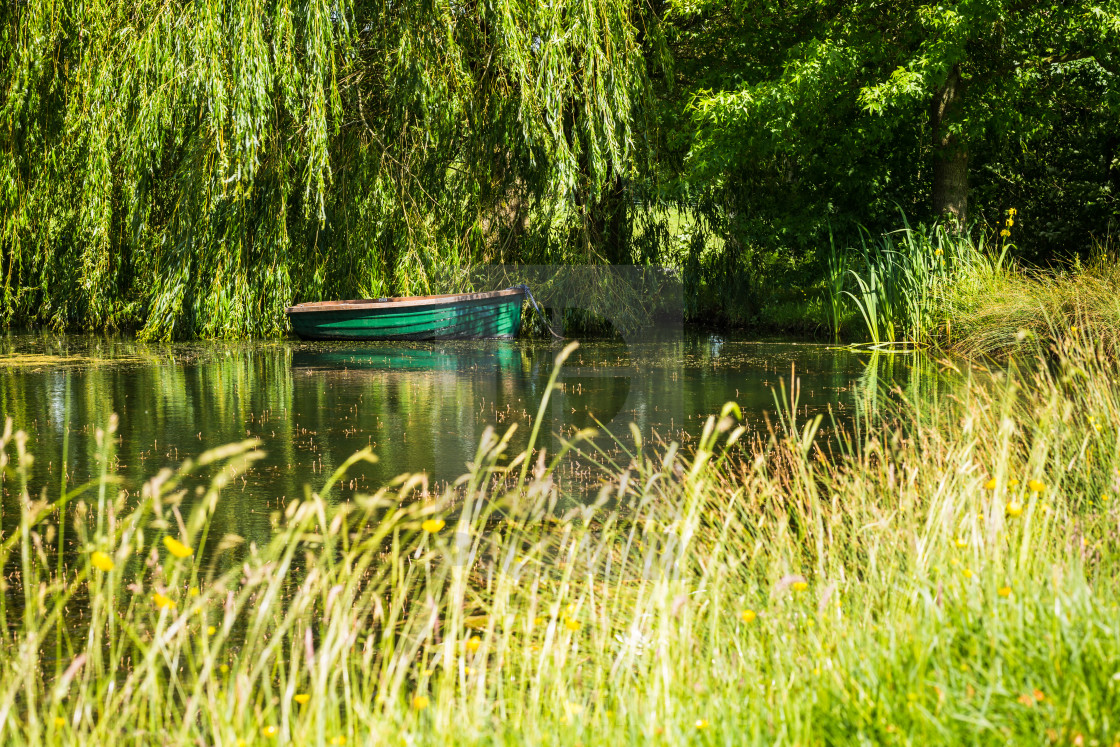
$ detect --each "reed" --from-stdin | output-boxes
[1,341,1119,744]
[839,218,1004,346]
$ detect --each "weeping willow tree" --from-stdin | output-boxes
[0,0,654,337]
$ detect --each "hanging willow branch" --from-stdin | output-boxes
[0,0,653,338]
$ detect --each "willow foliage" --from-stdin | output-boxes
[0,0,652,337]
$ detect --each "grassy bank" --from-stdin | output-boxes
[937,250,1120,361]
[2,342,1120,744]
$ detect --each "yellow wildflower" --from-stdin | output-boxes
[1008,207,1017,217]
[152,592,176,610]
[740,609,757,624]
[963,569,973,579]
[984,477,997,490]
[207,625,217,635]
[412,695,430,710]
[695,719,710,730]
[1027,479,1046,493]
[955,537,967,548]
[262,725,278,738]
[1009,479,1020,488]
[791,581,809,592]
[421,518,445,533]
[1033,689,1045,702]
[188,587,200,597]
[91,551,115,572]
[53,717,66,728]
[1000,229,1011,238]
[935,248,943,257]
[294,693,310,705]
[466,636,481,653]
[1007,218,1015,228]
[998,586,1012,598]
[564,618,582,632]
[220,664,230,673]
[1006,501,1023,517]
[330,738,347,746]
[162,536,194,558]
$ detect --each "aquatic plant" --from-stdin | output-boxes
[841,217,1004,345]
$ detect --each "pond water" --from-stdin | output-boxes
[0,333,931,544]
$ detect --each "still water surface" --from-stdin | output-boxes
[0,333,928,540]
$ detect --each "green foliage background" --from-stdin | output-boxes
[1,0,1118,336]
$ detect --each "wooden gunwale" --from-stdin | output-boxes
[285,288,523,314]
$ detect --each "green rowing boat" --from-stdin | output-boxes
[285,288,525,341]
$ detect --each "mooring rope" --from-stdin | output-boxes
[508,284,564,338]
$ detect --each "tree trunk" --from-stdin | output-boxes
[931,63,968,229]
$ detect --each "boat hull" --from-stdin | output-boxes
[285,289,524,341]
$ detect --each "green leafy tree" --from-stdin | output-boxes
[0,0,652,337]
[680,0,1119,231]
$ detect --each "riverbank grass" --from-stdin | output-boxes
[2,342,1120,744]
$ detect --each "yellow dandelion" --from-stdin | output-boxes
[998,586,1012,598]
[412,695,430,710]
[152,592,176,610]
[740,609,757,624]
[791,581,809,592]
[963,569,973,579]
[421,518,445,533]
[1006,501,1023,517]
[207,625,217,635]
[984,477,997,490]
[466,636,481,653]
[294,693,310,705]
[330,738,347,746]
[1027,479,1046,493]
[262,725,279,737]
[91,551,115,572]
[695,719,710,730]
[955,537,967,548]
[188,586,200,597]
[237,740,247,747]
[53,716,66,728]
[162,536,194,558]
[220,664,230,673]
[564,618,582,632]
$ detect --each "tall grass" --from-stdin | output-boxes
[2,341,1120,744]
[939,245,1120,360]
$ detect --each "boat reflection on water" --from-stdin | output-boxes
[291,342,527,376]
[287,342,635,493]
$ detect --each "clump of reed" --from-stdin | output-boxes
[831,218,1004,346]
[2,342,1120,744]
